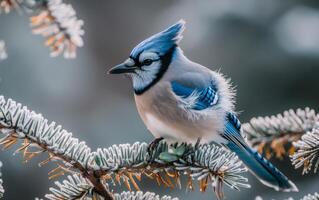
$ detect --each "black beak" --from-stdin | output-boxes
[108,62,137,74]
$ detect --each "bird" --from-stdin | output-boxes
[108,19,298,192]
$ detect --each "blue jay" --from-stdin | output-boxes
[108,20,298,192]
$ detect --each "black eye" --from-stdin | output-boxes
[142,59,153,66]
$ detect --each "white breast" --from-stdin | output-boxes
[145,113,188,143]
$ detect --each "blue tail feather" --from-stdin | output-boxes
[223,114,298,192]
[226,140,297,191]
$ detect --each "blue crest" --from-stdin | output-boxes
[130,19,185,58]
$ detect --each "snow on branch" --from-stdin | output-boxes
[45,174,95,200]
[0,96,112,199]
[0,96,93,168]
[1,0,84,59]
[30,0,84,58]
[0,161,4,198]
[242,108,319,159]
[291,128,319,174]
[0,95,249,200]
[45,174,178,200]
[113,191,178,200]
[256,192,319,200]
[300,192,319,200]
[91,142,249,200]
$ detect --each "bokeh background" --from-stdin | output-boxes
[1,0,319,199]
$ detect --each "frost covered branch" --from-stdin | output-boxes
[45,174,100,200]
[300,192,319,200]
[291,128,319,174]
[0,96,113,199]
[0,161,4,199]
[30,0,84,58]
[0,95,249,200]
[0,0,84,59]
[45,174,178,200]
[91,142,249,200]
[256,192,319,200]
[242,108,319,159]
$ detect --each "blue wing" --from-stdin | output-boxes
[171,81,219,110]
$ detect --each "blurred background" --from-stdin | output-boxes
[1,0,319,199]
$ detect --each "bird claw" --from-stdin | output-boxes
[147,137,164,158]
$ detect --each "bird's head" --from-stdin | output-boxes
[108,19,185,94]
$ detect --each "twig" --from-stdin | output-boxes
[91,142,250,200]
[30,0,84,58]
[1,0,84,59]
[0,96,113,199]
[242,108,319,159]
[45,174,179,200]
[0,95,250,200]
[291,128,319,174]
[300,192,319,200]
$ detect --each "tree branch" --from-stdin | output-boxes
[0,95,249,200]
[291,128,319,174]
[0,0,84,59]
[0,96,113,199]
[300,192,319,200]
[242,108,319,159]
[91,142,250,200]
[45,173,179,200]
[30,0,84,58]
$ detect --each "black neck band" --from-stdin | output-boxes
[134,45,176,95]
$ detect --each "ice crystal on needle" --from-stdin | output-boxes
[0,96,93,171]
[243,108,319,159]
[30,0,84,58]
[291,128,319,174]
[0,96,249,200]
[92,142,249,200]
[301,192,319,200]
[45,174,179,200]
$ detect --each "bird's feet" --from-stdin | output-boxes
[147,137,164,158]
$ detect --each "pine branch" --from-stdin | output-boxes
[300,192,319,200]
[0,161,4,199]
[0,40,7,60]
[91,142,250,200]
[291,128,319,174]
[113,191,178,200]
[45,174,178,200]
[45,174,94,200]
[0,95,249,200]
[256,192,319,200]
[30,0,84,58]
[1,0,84,59]
[0,96,113,199]
[242,108,319,159]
